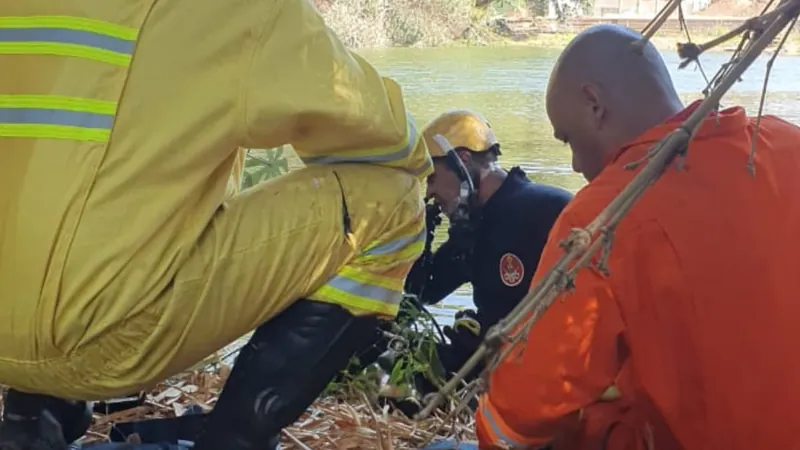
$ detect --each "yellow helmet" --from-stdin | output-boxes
[421,109,499,159]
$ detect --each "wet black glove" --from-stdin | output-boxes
[454,308,480,324]
[404,203,442,298]
[441,309,482,357]
[425,202,443,242]
[446,218,476,281]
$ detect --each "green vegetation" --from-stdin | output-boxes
[315,0,474,48]
[311,0,800,54]
[312,0,592,48]
[241,147,291,189]
[322,298,449,404]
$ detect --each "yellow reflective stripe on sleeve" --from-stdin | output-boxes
[300,113,420,166]
[364,227,425,256]
[410,156,433,178]
[0,44,130,66]
[355,226,426,266]
[0,16,138,66]
[309,274,403,317]
[0,95,117,114]
[310,221,426,317]
[337,266,404,293]
[0,125,109,142]
[0,16,138,40]
[0,95,117,142]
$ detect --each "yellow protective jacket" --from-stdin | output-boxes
[0,0,432,397]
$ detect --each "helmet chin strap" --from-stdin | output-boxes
[432,134,481,222]
[446,158,480,223]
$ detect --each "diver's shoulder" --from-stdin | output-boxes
[509,167,574,205]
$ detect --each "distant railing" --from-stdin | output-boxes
[568,15,744,32]
[503,15,747,34]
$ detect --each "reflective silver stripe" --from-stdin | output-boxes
[0,108,113,129]
[364,229,426,257]
[481,402,528,449]
[0,28,135,54]
[410,156,433,177]
[301,114,420,165]
[327,275,404,306]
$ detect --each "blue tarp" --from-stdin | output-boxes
[420,439,480,450]
[76,445,186,450]
[79,438,479,449]
[77,407,479,449]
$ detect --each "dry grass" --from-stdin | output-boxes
[1,364,475,449]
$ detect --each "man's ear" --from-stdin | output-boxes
[580,82,605,129]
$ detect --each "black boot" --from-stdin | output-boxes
[332,323,390,383]
[192,299,380,450]
[0,389,92,448]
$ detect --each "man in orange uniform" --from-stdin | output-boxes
[474,24,800,450]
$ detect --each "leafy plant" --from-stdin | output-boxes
[241,147,290,189]
[324,297,449,406]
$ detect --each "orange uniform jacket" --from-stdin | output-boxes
[475,101,800,450]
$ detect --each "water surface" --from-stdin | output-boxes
[356,46,800,320]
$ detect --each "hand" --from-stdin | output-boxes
[425,202,443,227]
[446,219,476,278]
[442,310,482,353]
[424,202,442,242]
[454,308,479,323]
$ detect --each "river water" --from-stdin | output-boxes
[350,46,800,321]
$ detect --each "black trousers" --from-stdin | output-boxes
[192,298,379,450]
[0,388,92,449]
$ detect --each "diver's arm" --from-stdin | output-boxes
[404,239,470,305]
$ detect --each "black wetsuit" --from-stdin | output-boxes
[406,166,573,379]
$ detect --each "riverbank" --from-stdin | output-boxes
[316,0,800,55]
[347,23,800,56]
[478,29,800,55]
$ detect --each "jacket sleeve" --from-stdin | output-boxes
[475,210,626,449]
[225,147,248,198]
[404,239,470,305]
[241,0,432,179]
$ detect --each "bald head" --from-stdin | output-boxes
[546,24,683,181]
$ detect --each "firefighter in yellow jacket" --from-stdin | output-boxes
[0,0,432,448]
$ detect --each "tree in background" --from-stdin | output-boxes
[483,0,593,21]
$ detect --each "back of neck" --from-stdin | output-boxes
[476,165,508,205]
